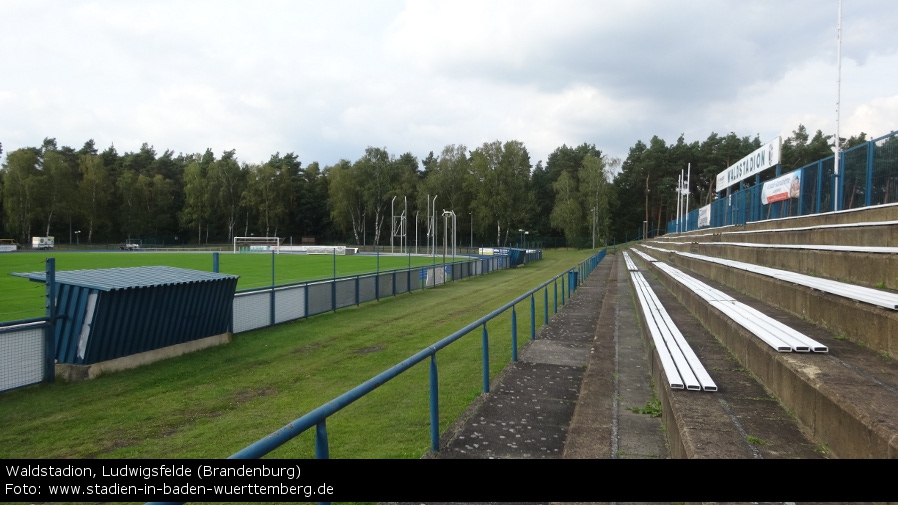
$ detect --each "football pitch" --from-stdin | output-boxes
[0,250,468,322]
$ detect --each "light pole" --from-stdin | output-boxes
[469,211,473,250]
[524,231,529,249]
[591,207,596,249]
[645,173,650,240]
[74,230,80,246]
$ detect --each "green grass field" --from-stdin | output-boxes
[0,249,601,464]
[0,250,465,322]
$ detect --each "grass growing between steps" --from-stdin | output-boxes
[0,249,599,460]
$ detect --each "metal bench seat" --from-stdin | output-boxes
[635,248,829,354]
[624,252,717,392]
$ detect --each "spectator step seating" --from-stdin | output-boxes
[630,204,898,458]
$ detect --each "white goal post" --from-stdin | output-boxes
[233,236,282,253]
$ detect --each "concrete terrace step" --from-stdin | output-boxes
[633,248,898,459]
[615,254,826,460]
[652,238,898,292]
[638,242,898,361]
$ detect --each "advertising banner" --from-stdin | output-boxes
[698,205,711,228]
[716,137,782,191]
[761,170,801,204]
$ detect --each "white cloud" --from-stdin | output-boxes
[2,0,897,170]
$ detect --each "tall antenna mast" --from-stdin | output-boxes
[834,0,843,211]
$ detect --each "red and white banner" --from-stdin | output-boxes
[761,171,801,204]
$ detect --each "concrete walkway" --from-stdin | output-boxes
[424,253,666,462]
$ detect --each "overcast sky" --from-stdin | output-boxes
[2,0,896,172]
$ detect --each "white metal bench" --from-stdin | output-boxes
[637,247,829,353]
[654,240,898,255]
[624,252,717,391]
[642,244,898,311]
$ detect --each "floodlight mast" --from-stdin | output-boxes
[391,196,396,254]
[404,196,408,254]
[431,195,438,256]
[442,210,457,259]
[834,0,843,211]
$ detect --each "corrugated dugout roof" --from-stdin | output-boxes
[10,266,238,291]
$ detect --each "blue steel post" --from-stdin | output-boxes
[553,280,558,314]
[511,306,518,362]
[836,151,845,211]
[429,354,440,452]
[212,252,219,273]
[332,250,337,310]
[561,273,566,305]
[866,143,874,206]
[816,161,824,214]
[530,294,536,340]
[544,287,549,323]
[44,258,56,383]
[482,323,490,393]
[315,421,329,459]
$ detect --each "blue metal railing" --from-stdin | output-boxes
[218,249,607,461]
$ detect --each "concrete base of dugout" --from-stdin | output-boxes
[54,332,232,382]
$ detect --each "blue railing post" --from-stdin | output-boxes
[511,305,518,362]
[482,323,490,393]
[44,258,56,383]
[553,280,558,314]
[530,294,536,341]
[865,143,874,206]
[544,287,549,323]
[561,273,566,305]
[315,421,329,459]
[429,354,440,452]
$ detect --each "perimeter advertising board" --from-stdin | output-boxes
[698,205,711,228]
[715,137,782,192]
[761,170,801,204]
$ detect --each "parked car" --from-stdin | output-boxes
[120,243,140,250]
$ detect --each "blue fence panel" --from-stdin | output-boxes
[0,320,49,393]
[358,275,377,303]
[872,133,898,205]
[335,279,356,309]
[306,282,333,316]
[274,285,305,324]
[233,291,271,333]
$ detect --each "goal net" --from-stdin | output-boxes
[233,236,282,253]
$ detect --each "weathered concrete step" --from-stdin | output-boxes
[425,260,614,461]
[655,239,898,292]
[643,245,898,360]
[563,253,668,460]
[637,252,898,458]
[665,220,898,248]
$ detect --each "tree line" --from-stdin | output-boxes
[0,124,862,248]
